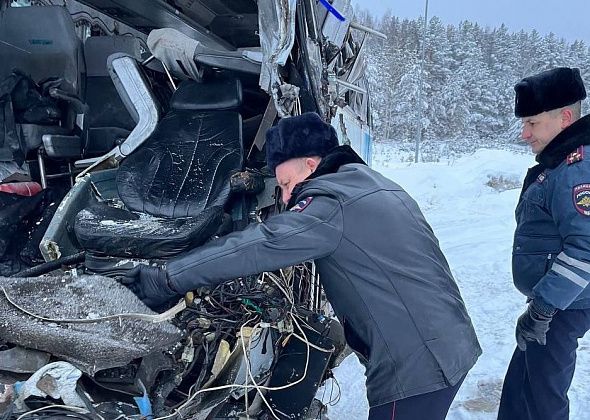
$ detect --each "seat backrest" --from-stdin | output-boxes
[116,78,243,218]
[0,6,83,95]
[82,36,140,156]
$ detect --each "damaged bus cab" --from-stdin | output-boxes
[0,0,383,418]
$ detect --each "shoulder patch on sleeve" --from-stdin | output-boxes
[573,184,590,216]
[289,196,314,212]
[566,146,584,165]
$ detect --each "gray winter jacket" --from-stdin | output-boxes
[167,147,481,406]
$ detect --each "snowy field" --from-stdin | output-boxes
[319,147,590,419]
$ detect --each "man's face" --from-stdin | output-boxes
[275,157,319,204]
[520,110,566,154]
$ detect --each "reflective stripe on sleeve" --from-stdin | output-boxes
[557,252,590,274]
[552,262,590,288]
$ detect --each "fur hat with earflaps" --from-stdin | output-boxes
[514,67,587,118]
[265,112,339,173]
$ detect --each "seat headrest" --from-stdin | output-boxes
[170,78,242,111]
[84,36,143,77]
[0,6,83,94]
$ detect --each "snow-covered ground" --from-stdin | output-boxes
[319,147,590,419]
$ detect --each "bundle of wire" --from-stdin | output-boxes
[164,268,336,420]
[6,266,335,420]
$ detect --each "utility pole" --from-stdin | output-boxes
[383,104,392,142]
[414,0,429,163]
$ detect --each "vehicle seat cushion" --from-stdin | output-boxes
[116,110,242,218]
[74,201,223,258]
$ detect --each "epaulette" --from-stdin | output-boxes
[566,146,584,165]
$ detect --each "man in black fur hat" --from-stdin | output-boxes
[124,112,481,420]
[498,67,590,420]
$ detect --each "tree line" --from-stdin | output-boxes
[355,10,590,155]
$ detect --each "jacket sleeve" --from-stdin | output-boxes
[532,166,590,309]
[166,195,343,294]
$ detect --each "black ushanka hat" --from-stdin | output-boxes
[265,112,339,173]
[514,67,587,117]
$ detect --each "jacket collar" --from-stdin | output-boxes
[536,114,590,169]
[286,145,366,208]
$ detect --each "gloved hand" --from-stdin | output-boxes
[515,299,557,351]
[121,264,180,310]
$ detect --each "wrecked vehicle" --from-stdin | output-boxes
[0,0,382,418]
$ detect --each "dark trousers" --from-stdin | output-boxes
[368,375,465,420]
[497,308,590,420]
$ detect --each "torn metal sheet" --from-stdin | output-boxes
[0,275,182,375]
[304,36,326,116]
[0,347,50,374]
[257,0,297,117]
[321,0,353,47]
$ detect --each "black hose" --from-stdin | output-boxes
[11,252,86,278]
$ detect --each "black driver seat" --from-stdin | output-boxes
[73,78,243,259]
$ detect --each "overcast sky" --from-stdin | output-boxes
[350,0,590,43]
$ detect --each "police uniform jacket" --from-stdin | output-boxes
[514,114,590,310]
[167,146,482,406]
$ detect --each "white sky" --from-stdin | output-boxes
[350,0,590,43]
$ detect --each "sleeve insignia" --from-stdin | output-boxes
[289,196,314,212]
[573,184,590,216]
[566,146,584,165]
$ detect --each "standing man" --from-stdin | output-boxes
[498,67,590,420]
[124,112,481,420]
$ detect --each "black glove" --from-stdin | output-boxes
[515,299,557,351]
[121,264,180,310]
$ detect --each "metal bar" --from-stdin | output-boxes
[37,150,47,189]
[45,173,74,180]
[141,54,156,66]
[334,78,367,94]
[349,21,387,40]
[251,100,278,155]
[74,0,235,51]
[162,62,177,91]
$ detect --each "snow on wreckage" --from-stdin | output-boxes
[0,0,383,418]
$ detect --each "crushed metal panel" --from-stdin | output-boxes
[0,347,51,374]
[257,0,297,116]
[304,35,326,114]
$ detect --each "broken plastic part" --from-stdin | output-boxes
[210,339,231,378]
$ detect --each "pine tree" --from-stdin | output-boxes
[357,12,590,152]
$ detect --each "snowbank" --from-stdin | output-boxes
[321,148,590,419]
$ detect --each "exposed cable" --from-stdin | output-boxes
[1,286,186,324]
[15,404,96,420]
